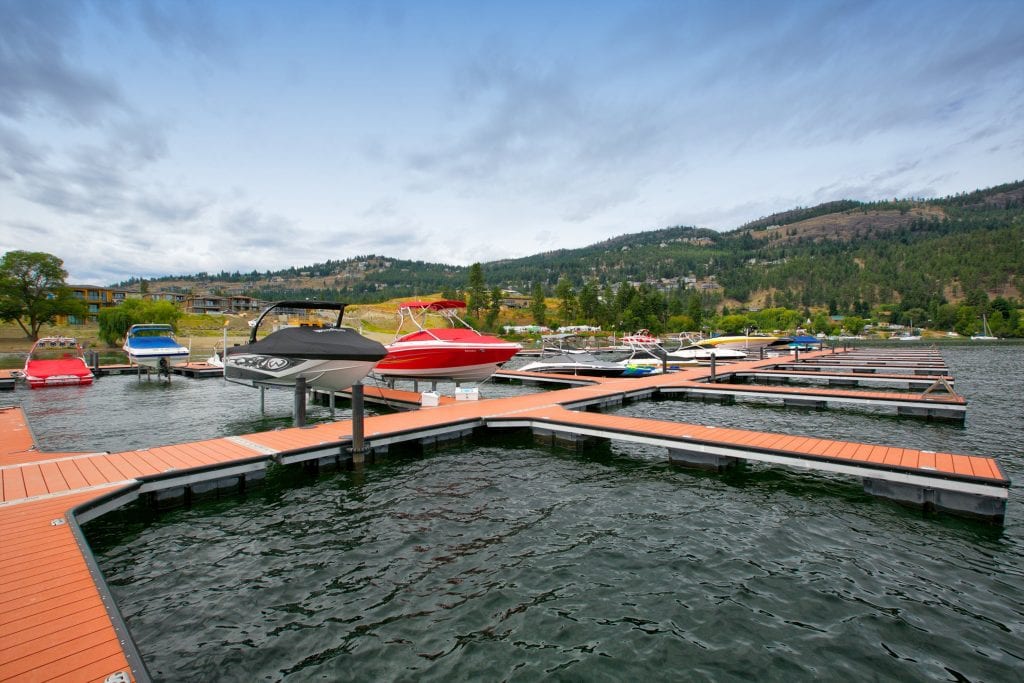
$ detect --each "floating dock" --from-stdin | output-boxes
[0,346,1012,682]
[722,368,954,390]
[0,369,16,391]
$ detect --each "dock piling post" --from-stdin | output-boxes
[351,383,366,464]
[709,353,716,381]
[294,377,307,427]
[260,385,266,414]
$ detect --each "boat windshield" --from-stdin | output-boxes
[392,300,480,341]
[30,338,81,360]
[129,325,175,337]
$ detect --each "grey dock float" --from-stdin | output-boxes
[657,379,966,422]
[171,362,224,378]
[772,361,948,375]
[719,369,955,390]
[485,405,1007,519]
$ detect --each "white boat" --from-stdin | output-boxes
[687,332,780,353]
[971,315,998,341]
[519,351,628,377]
[519,335,627,376]
[123,324,190,370]
[895,320,921,341]
[666,344,747,362]
[223,301,386,391]
[206,343,225,369]
[611,329,662,350]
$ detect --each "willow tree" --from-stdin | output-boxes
[97,299,182,346]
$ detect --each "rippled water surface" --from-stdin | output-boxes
[6,345,1023,681]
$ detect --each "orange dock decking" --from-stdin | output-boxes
[0,346,1011,682]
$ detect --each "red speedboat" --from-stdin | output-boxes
[373,300,521,383]
[23,337,95,388]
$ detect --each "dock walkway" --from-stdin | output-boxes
[0,347,1011,682]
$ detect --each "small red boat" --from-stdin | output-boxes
[373,300,521,383]
[23,337,95,388]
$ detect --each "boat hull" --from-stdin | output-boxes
[24,359,94,389]
[695,335,779,352]
[667,347,746,361]
[23,338,95,389]
[374,340,521,382]
[123,348,191,369]
[224,326,387,391]
[518,363,625,377]
[224,356,379,391]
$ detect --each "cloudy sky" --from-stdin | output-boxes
[1,0,1021,285]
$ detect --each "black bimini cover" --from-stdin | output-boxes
[228,327,387,361]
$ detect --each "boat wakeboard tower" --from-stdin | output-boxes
[224,300,387,391]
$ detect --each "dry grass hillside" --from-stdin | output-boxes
[750,206,946,245]
[0,295,543,357]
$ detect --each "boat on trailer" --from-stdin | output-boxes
[373,300,521,383]
[224,301,387,391]
[23,337,94,388]
[122,324,190,371]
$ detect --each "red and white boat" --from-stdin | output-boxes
[614,329,662,350]
[23,337,94,388]
[373,300,521,383]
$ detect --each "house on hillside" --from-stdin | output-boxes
[500,292,532,309]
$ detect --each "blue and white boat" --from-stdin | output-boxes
[123,324,190,371]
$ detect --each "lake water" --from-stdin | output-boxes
[4,345,1022,681]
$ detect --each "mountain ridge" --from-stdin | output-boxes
[125,180,1024,311]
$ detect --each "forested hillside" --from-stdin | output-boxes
[127,181,1024,332]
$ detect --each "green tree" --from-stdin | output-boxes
[97,299,182,346]
[484,285,502,331]
[0,251,85,340]
[530,282,546,326]
[466,263,488,319]
[555,275,577,324]
[842,316,866,335]
[810,312,833,335]
[667,314,696,332]
[716,314,753,335]
[578,281,600,323]
[686,293,704,329]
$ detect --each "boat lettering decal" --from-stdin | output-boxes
[231,355,299,372]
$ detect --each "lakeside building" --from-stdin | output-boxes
[58,285,134,325]
[185,294,265,315]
